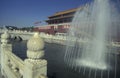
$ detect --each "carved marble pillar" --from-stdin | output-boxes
[0,31,10,75]
[1,31,10,45]
[23,32,47,78]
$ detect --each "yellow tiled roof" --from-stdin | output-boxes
[49,7,83,18]
[54,8,78,15]
[48,4,88,18]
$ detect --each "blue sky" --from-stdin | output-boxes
[0,0,92,27]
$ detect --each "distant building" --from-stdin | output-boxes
[5,26,18,30]
[34,6,85,35]
[46,8,78,24]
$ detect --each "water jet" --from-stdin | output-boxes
[64,0,120,78]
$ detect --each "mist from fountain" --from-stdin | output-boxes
[64,0,120,78]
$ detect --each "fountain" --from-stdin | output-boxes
[64,0,120,78]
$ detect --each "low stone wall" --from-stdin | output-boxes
[1,30,120,48]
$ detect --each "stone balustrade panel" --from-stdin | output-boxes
[3,46,24,78]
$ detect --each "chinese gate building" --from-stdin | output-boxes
[34,5,86,35]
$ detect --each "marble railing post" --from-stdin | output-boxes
[0,31,11,75]
[23,32,47,78]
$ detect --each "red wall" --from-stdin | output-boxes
[33,24,70,35]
